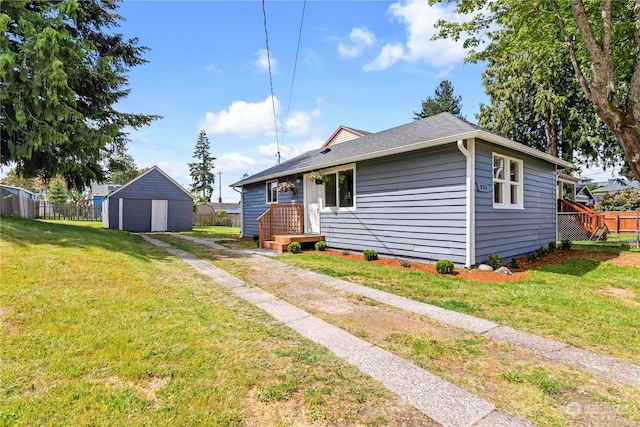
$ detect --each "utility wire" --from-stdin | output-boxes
[281,0,307,150]
[262,0,280,165]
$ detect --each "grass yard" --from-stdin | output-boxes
[274,248,640,365]
[0,218,431,426]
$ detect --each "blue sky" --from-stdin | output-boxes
[115,0,492,202]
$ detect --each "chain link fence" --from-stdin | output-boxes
[558,211,640,248]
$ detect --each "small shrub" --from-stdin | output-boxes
[561,239,572,250]
[399,260,411,268]
[341,250,350,256]
[314,241,328,251]
[527,252,539,263]
[548,241,557,253]
[487,253,503,270]
[435,259,454,274]
[253,234,260,246]
[363,249,378,261]
[510,258,520,269]
[535,246,548,258]
[287,242,302,253]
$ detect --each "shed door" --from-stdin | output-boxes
[151,200,168,232]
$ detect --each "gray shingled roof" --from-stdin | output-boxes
[231,112,571,187]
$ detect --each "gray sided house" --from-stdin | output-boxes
[232,113,573,267]
[103,166,194,232]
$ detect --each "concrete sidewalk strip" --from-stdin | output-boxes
[145,235,535,426]
[247,253,640,388]
[348,345,495,427]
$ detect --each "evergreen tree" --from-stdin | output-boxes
[108,146,142,185]
[48,177,68,203]
[413,80,463,120]
[189,130,216,201]
[0,0,160,191]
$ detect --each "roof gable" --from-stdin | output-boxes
[232,112,574,187]
[322,126,371,147]
[106,166,194,200]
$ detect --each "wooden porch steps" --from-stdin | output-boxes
[263,234,325,253]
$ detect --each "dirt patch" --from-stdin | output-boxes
[228,256,639,426]
[594,287,639,306]
[104,375,170,408]
[316,249,639,284]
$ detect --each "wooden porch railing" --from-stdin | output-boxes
[558,199,608,240]
[257,203,304,247]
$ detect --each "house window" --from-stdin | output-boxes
[266,180,278,203]
[324,167,354,208]
[493,154,523,209]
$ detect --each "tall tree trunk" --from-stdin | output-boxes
[543,112,559,157]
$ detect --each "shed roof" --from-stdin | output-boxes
[232,112,574,187]
[105,166,194,200]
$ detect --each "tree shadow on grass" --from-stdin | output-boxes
[0,217,174,262]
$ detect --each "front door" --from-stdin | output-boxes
[304,175,321,234]
[151,200,168,232]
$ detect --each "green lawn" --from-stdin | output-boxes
[274,249,640,365]
[0,218,417,426]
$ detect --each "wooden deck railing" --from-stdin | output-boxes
[558,199,608,239]
[257,203,304,247]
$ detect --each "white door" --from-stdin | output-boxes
[151,200,168,232]
[304,175,321,234]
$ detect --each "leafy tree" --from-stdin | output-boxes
[189,129,216,202]
[478,51,620,169]
[413,80,463,120]
[433,0,640,181]
[0,169,45,193]
[47,177,68,203]
[596,189,640,212]
[0,0,160,191]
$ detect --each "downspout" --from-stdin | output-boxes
[457,139,475,268]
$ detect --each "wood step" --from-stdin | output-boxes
[273,234,325,243]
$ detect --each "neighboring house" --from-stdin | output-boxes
[102,166,193,232]
[90,183,121,220]
[592,179,640,202]
[0,184,39,218]
[231,113,573,267]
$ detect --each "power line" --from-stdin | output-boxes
[261,0,280,165]
[281,0,307,151]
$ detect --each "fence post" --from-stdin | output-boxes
[636,210,639,249]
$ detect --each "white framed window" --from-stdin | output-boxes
[266,180,278,204]
[493,154,523,209]
[322,165,355,209]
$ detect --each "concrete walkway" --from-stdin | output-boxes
[173,234,640,389]
[143,234,640,426]
[143,235,534,427]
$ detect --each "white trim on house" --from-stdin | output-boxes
[266,180,278,204]
[492,152,524,210]
[318,163,356,212]
[234,129,574,188]
[457,139,476,268]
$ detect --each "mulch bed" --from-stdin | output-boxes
[317,249,638,283]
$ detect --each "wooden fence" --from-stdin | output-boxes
[38,201,101,221]
[193,213,240,227]
[0,188,37,218]
[602,211,640,233]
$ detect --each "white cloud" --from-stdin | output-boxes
[259,139,323,162]
[202,96,281,138]
[216,153,256,173]
[364,0,469,71]
[255,48,277,73]
[202,98,321,140]
[338,27,376,58]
